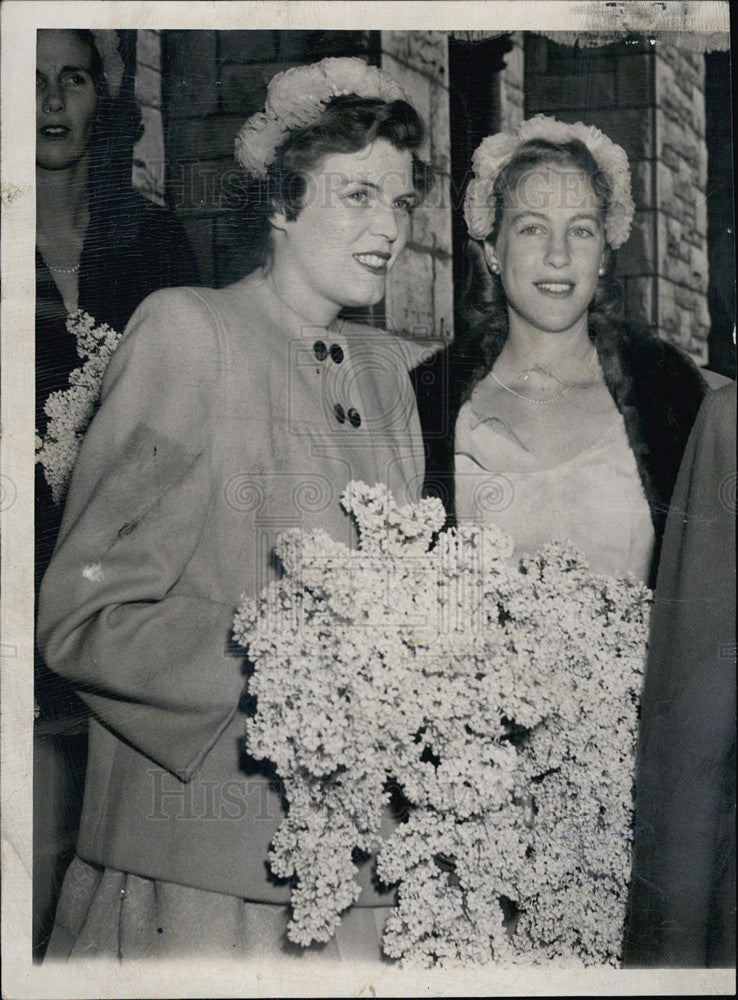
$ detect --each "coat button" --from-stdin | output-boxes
[334,403,346,424]
[348,408,361,428]
[313,340,327,361]
[330,343,344,364]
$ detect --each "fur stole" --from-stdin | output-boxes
[412,320,708,580]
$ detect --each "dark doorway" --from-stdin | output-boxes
[448,34,512,340]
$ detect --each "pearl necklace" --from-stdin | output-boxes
[489,347,598,406]
[41,254,81,275]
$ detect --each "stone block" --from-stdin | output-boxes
[658,107,698,157]
[524,33,549,73]
[654,159,676,207]
[582,107,656,160]
[409,203,452,257]
[527,70,616,113]
[615,51,654,106]
[681,47,705,86]
[137,30,161,72]
[386,247,434,334]
[672,175,693,203]
[428,69,451,176]
[662,252,692,287]
[623,276,655,326]
[691,87,706,138]
[503,36,524,82]
[168,159,232,214]
[631,159,656,207]
[659,211,691,265]
[696,144,709,189]
[220,62,269,115]
[134,61,161,109]
[690,244,709,287]
[657,44,700,93]
[674,287,697,311]
[218,30,279,63]
[168,116,244,163]
[689,336,708,365]
[661,92,694,133]
[166,31,218,118]
[618,210,657,277]
[660,144,680,172]
[681,223,704,250]
[432,253,454,346]
[132,105,165,204]
[181,216,214,286]
[278,30,373,62]
[696,295,711,327]
[694,197,707,238]
[215,161,250,211]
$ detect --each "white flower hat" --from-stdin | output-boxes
[463,114,635,250]
[234,56,409,180]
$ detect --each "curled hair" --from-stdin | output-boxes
[459,137,625,398]
[232,94,434,270]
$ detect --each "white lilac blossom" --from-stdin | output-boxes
[36,310,121,504]
[233,482,651,966]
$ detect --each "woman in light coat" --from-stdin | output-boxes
[39,57,432,962]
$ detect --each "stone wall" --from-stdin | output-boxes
[498,32,525,133]
[525,34,711,363]
[132,30,166,206]
[381,31,453,355]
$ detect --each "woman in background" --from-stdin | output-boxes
[36,27,200,688]
[34,27,199,956]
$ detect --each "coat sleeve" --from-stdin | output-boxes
[37,288,247,781]
[624,383,737,966]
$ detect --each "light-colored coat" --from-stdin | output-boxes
[38,273,424,903]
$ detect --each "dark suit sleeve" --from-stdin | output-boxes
[37,288,247,782]
[624,383,737,966]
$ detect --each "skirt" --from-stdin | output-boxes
[44,856,392,963]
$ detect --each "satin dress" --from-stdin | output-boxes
[454,374,655,583]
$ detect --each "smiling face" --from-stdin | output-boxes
[36,30,98,171]
[269,138,417,323]
[486,165,606,339]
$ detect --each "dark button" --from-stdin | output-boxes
[348,408,361,428]
[313,340,327,361]
[334,403,346,424]
[118,521,137,537]
[330,343,344,364]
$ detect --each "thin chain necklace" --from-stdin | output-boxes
[490,346,598,406]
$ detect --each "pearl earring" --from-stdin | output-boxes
[598,266,605,276]
[491,263,500,274]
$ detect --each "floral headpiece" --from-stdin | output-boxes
[463,114,635,249]
[234,56,408,180]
